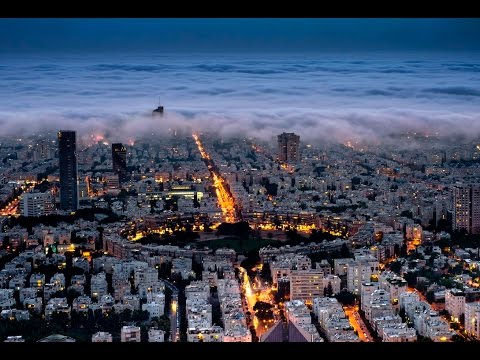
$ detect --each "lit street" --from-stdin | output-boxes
[193,133,239,223]
[344,305,374,342]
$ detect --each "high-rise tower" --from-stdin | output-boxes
[112,143,127,183]
[58,130,78,212]
[277,132,300,163]
[453,184,480,234]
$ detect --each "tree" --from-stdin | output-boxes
[253,301,274,321]
[265,183,278,197]
[66,288,82,306]
[389,260,402,274]
[260,263,272,283]
[340,243,350,258]
[1,236,9,250]
[400,210,413,219]
[426,290,435,303]
[326,281,333,297]
[335,290,356,305]
[403,271,417,287]
[394,244,400,256]
[400,243,408,257]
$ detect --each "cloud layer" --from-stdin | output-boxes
[0,53,479,144]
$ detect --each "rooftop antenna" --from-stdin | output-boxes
[153,96,164,116]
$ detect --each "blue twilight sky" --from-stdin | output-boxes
[1,18,480,53]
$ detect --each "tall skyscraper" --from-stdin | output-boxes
[277,132,300,163]
[112,143,127,183]
[58,130,78,212]
[453,184,480,234]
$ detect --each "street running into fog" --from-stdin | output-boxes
[193,133,239,223]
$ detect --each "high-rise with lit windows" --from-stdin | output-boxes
[20,192,55,217]
[277,132,300,163]
[453,184,480,234]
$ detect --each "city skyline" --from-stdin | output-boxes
[1,18,480,345]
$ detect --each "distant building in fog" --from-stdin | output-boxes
[277,132,300,163]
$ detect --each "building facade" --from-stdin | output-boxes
[58,130,78,212]
[112,143,127,183]
[277,132,300,163]
[121,326,141,342]
[20,192,55,217]
[453,184,480,234]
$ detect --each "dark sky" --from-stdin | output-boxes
[1,18,480,53]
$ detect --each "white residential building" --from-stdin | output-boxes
[123,294,141,310]
[465,301,480,339]
[4,336,25,342]
[378,271,408,309]
[185,281,210,301]
[91,273,108,300]
[347,259,379,294]
[0,289,16,309]
[148,328,165,342]
[121,326,141,342]
[187,326,224,342]
[382,325,417,342]
[45,297,70,319]
[223,325,252,342]
[142,301,164,319]
[92,332,113,342]
[20,192,55,217]
[445,289,465,322]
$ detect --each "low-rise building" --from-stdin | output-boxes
[148,328,165,342]
[382,325,417,342]
[121,325,141,342]
[92,332,113,342]
[223,325,252,342]
[187,326,224,342]
[45,297,70,319]
[4,336,25,342]
[91,273,108,300]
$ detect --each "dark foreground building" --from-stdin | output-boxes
[58,130,78,212]
[112,143,127,183]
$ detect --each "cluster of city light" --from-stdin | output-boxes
[192,134,211,161]
[279,163,294,174]
[343,305,372,342]
[254,223,316,233]
[0,181,36,216]
[193,133,238,223]
[128,222,223,241]
[239,266,278,337]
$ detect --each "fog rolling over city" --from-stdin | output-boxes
[0,54,480,145]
